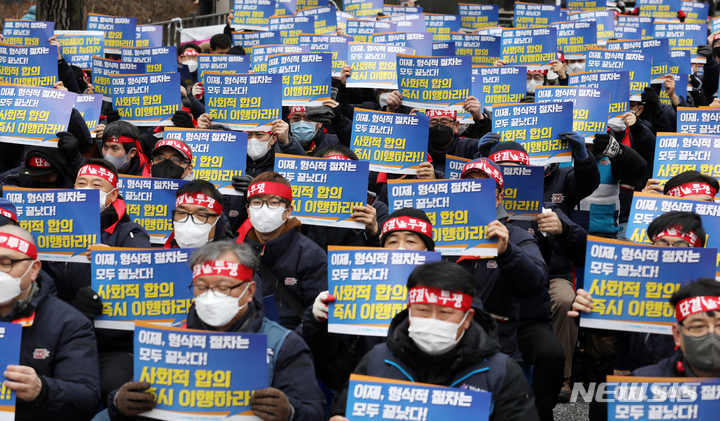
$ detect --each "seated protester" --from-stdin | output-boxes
[426,107,486,178]
[208,33,232,54]
[632,87,677,135]
[455,158,549,361]
[235,172,327,330]
[0,133,83,189]
[303,207,433,390]
[165,180,233,249]
[0,225,100,421]
[101,121,149,176]
[105,242,325,421]
[526,69,546,96]
[177,44,200,83]
[329,261,540,421]
[287,106,340,155]
[301,145,390,251]
[144,138,194,180]
[643,170,719,202]
[548,53,585,86]
[41,159,151,404]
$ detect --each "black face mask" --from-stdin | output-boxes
[429,125,455,149]
[151,159,185,179]
[714,47,720,60]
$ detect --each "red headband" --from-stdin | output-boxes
[426,109,457,119]
[675,296,720,322]
[650,225,702,248]
[461,159,504,190]
[382,216,432,237]
[666,183,717,199]
[29,157,52,168]
[325,155,351,161]
[192,260,254,282]
[176,192,223,215]
[247,181,293,202]
[0,209,17,223]
[0,233,37,260]
[154,139,193,161]
[105,136,149,167]
[289,106,306,117]
[408,286,473,312]
[78,164,117,188]
[489,150,530,166]
[181,49,199,57]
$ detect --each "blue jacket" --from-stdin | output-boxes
[330,308,539,421]
[2,278,101,421]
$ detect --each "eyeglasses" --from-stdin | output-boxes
[247,198,285,209]
[152,156,190,167]
[0,257,33,274]
[653,239,692,248]
[680,323,720,337]
[429,119,455,128]
[189,282,248,296]
[172,210,218,224]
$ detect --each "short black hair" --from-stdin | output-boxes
[664,171,719,195]
[178,42,202,57]
[407,261,476,297]
[670,278,720,309]
[316,144,359,160]
[102,121,141,154]
[647,211,706,247]
[227,46,247,56]
[210,34,232,52]
[82,157,119,180]
[176,179,223,207]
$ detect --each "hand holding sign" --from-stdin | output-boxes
[567,288,593,317]
[486,220,508,254]
[250,387,294,421]
[3,365,42,402]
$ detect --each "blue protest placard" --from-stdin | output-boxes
[346,374,492,421]
[133,321,268,420]
[586,48,652,96]
[382,14,427,33]
[450,33,500,65]
[626,192,720,278]
[606,38,670,81]
[670,49,692,75]
[553,21,597,59]
[677,107,720,135]
[297,0,328,10]
[714,16,720,34]
[660,74,689,106]
[197,54,250,83]
[0,84,77,147]
[92,248,195,330]
[566,0,605,10]
[56,32,104,70]
[327,247,441,336]
[74,93,103,133]
[579,235,717,334]
[476,27,503,36]
[535,86,610,140]
[514,2,562,28]
[2,20,53,46]
[492,102,574,164]
[346,19,376,43]
[384,5,423,14]
[568,10,615,42]
[205,72,282,131]
[397,55,470,110]
[274,153,369,228]
[653,22,707,54]
[135,24,163,48]
[296,5,338,34]
[232,0,276,29]
[249,44,309,72]
[477,65,527,108]
[121,46,177,74]
[501,165,544,220]
[0,43,59,87]
[232,31,282,49]
[432,41,455,57]
[351,109,428,174]
[501,27,558,68]
[445,155,471,179]
[164,128,248,196]
[267,52,331,106]
[614,25,642,40]
[681,0,709,24]
[92,56,141,100]
[652,133,720,193]
[372,32,432,56]
[337,10,355,31]
[269,15,315,38]
[425,14,460,42]
[118,175,187,245]
[347,43,414,89]
[458,3,499,30]
[110,73,181,125]
[372,20,398,33]
[637,0,681,20]
[5,186,100,262]
[276,0,297,15]
[87,13,136,51]
[344,0,383,18]
[387,178,498,256]
[617,15,655,38]
[297,34,350,75]
[0,322,21,419]
[568,70,630,118]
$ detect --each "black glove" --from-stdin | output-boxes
[115,381,156,416]
[75,287,103,319]
[641,87,660,117]
[171,110,194,128]
[593,133,623,160]
[697,45,713,58]
[232,175,254,195]
[477,132,501,157]
[57,131,80,163]
[105,109,121,124]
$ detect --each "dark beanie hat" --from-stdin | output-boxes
[380,208,435,251]
[488,141,529,165]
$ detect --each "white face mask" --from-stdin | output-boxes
[173,218,217,248]
[378,92,390,107]
[607,119,627,133]
[194,283,250,327]
[185,60,199,73]
[77,187,115,213]
[408,309,469,356]
[247,137,271,161]
[527,79,541,95]
[0,262,34,306]
[249,205,287,233]
[567,62,585,74]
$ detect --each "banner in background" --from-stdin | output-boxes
[0,322,21,420]
[2,20,53,46]
[87,13,136,51]
[56,32,104,70]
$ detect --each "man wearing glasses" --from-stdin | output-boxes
[165,180,233,249]
[147,139,194,180]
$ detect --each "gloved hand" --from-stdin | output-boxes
[75,287,103,319]
[593,133,623,160]
[250,387,293,421]
[641,87,660,117]
[312,291,335,321]
[192,82,204,99]
[57,131,80,163]
[697,45,713,58]
[171,110,194,128]
[232,175,254,195]
[477,132,501,157]
[115,381,156,416]
[305,106,335,125]
[105,109,121,124]
[559,132,588,161]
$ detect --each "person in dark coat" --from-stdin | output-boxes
[0,133,84,189]
[287,105,341,156]
[329,261,540,421]
[100,121,149,177]
[0,224,100,421]
[104,241,325,421]
[425,109,484,178]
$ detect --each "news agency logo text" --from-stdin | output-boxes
[570,382,702,403]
